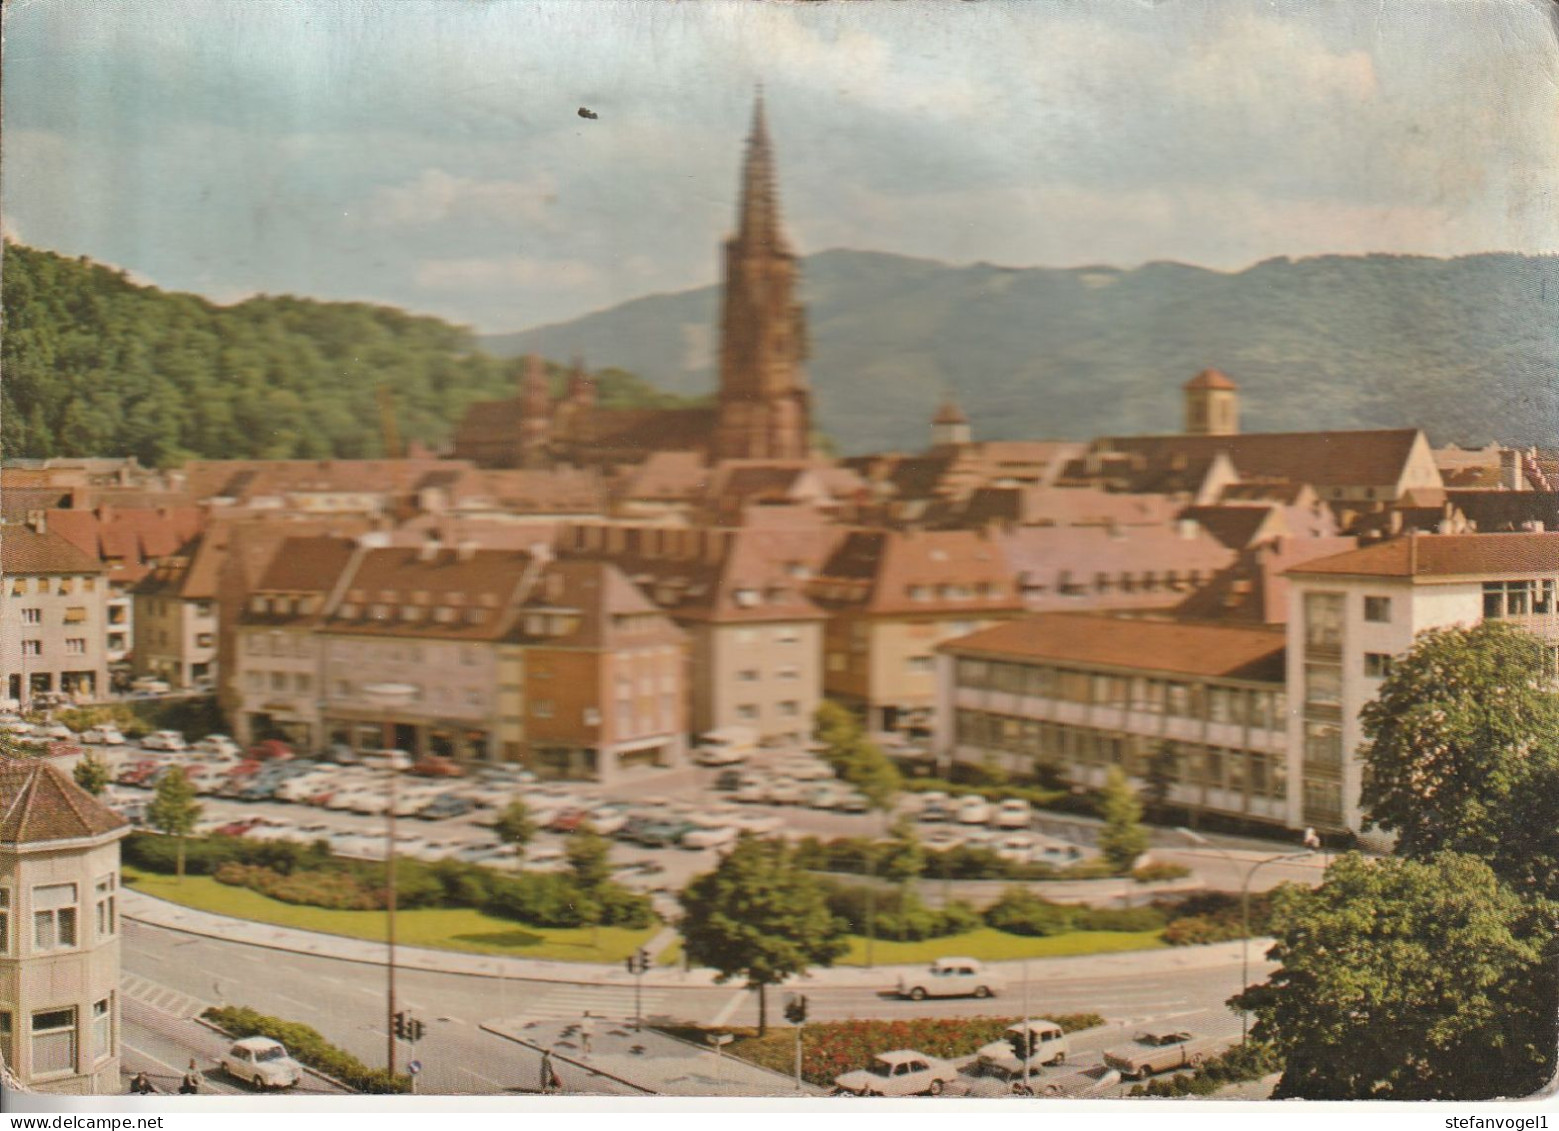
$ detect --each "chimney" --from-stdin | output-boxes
[1499,449,1525,491]
[26,511,47,534]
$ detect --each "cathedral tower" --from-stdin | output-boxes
[714,94,813,461]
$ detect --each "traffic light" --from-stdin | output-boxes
[408,1019,425,1043]
[783,994,808,1025]
[393,1011,409,1040]
[625,948,650,975]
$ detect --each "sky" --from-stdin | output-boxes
[5,0,1559,333]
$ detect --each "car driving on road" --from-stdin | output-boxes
[898,956,1003,1001]
[833,1050,958,1097]
[1102,1029,1227,1079]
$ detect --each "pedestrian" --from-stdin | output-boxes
[129,1072,155,1096]
[579,1011,594,1057]
[179,1058,203,1095]
[540,1048,561,1094]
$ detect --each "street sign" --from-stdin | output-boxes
[407,1059,422,1075]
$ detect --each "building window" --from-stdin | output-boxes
[774,627,801,644]
[735,629,759,646]
[0,1011,11,1071]
[246,672,263,692]
[0,888,9,955]
[64,606,87,624]
[1363,596,1392,623]
[777,665,800,680]
[906,656,933,675]
[1483,579,1555,619]
[1303,592,1345,651]
[196,633,214,648]
[736,703,758,721]
[270,672,288,692]
[827,653,846,672]
[31,1008,76,1076]
[532,701,553,719]
[20,608,40,625]
[1303,722,1343,770]
[94,876,116,939]
[737,669,759,682]
[779,700,800,717]
[1363,653,1393,679]
[1304,664,1342,709]
[92,997,112,1061]
[246,635,263,655]
[294,673,312,693]
[65,639,86,655]
[21,640,41,657]
[32,883,78,951]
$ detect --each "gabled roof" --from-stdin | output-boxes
[1,523,107,575]
[1091,429,1432,491]
[0,759,128,846]
[812,528,1021,616]
[942,612,1286,683]
[1287,532,1559,580]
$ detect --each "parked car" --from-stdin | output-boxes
[1102,1029,1227,1079]
[693,725,757,766]
[777,758,835,782]
[955,795,992,825]
[714,769,745,792]
[732,780,771,804]
[766,778,807,805]
[635,818,695,847]
[898,957,1003,1001]
[130,676,172,695]
[81,725,127,745]
[836,791,870,813]
[141,730,187,752]
[915,791,952,822]
[410,755,464,778]
[727,812,784,837]
[247,739,294,761]
[586,805,629,835]
[417,794,474,821]
[195,734,242,759]
[221,1037,303,1089]
[548,808,592,834]
[681,824,739,850]
[992,798,1032,829]
[833,1050,959,1097]
[36,722,75,741]
[975,1019,1070,1074]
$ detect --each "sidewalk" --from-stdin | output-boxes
[123,887,1263,990]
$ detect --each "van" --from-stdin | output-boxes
[693,726,757,766]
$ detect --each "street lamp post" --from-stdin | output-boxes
[1176,828,1314,1043]
[364,681,418,1076]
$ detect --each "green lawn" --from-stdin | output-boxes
[837,927,1167,965]
[123,867,659,963]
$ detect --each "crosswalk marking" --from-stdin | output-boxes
[122,973,209,1020]
[502,984,670,1023]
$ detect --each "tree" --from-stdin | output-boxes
[1358,621,1559,900]
[1097,766,1149,872]
[679,835,850,1034]
[72,754,110,796]
[493,799,537,861]
[564,822,612,945]
[879,819,926,918]
[1235,852,1556,1100]
[1142,741,1178,819]
[146,767,202,882]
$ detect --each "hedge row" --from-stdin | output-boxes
[1128,1041,1281,1096]
[794,835,1102,883]
[131,832,653,929]
[203,1004,410,1094]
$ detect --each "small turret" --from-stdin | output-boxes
[931,397,971,448]
[1184,368,1239,436]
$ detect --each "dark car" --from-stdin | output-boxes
[417,794,474,821]
[635,818,695,848]
[714,769,744,791]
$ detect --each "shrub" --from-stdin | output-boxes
[125,831,243,876]
[1072,905,1168,932]
[983,888,1076,937]
[203,1004,410,1093]
[1132,861,1192,884]
[1156,891,1276,945]
[822,883,982,941]
[1128,1041,1279,1096]
[215,862,382,911]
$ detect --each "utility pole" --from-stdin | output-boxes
[784,993,808,1091]
[625,947,650,1031]
[364,682,417,1077]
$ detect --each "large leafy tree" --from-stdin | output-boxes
[679,835,849,1034]
[1236,852,1556,1100]
[1359,621,1559,899]
[146,767,203,882]
[1097,766,1149,873]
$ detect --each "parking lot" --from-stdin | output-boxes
[61,724,1096,898]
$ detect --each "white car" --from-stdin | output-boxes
[195,734,242,758]
[992,799,1032,829]
[766,778,807,805]
[803,783,847,809]
[955,795,992,825]
[681,825,739,850]
[221,1037,303,1089]
[834,1050,959,1097]
[898,957,1004,1001]
[130,677,172,695]
[81,725,127,745]
[777,759,835,782]
[974,1020,1071,1073]
[141,730,187,752]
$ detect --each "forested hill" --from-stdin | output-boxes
[0,242,699,466]
[485,248,1559,454]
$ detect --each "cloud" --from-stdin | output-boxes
[356,168,560,228]
[413,254,600,291]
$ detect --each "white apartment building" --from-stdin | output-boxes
[1286,533,1559,841]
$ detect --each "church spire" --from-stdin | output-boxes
[736,88,789,255]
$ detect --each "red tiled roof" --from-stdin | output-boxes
[942,612,1286,682]
[1286,532,1559,580]
[0,759,129,845]
[1094,429,1430,491]
[1,524,107,575]
[813,528,1022,616]
[933,400,968,425]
